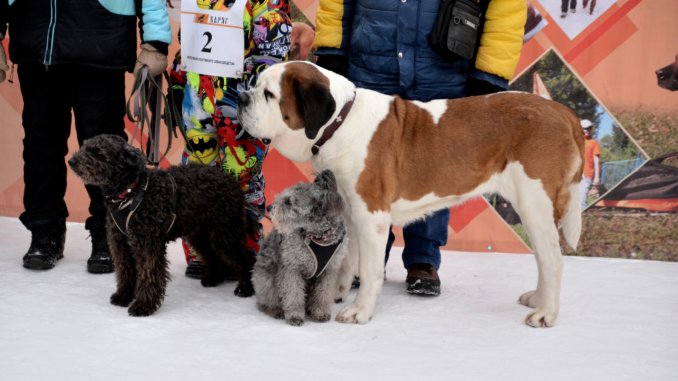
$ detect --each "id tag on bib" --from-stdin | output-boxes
[181,0,246,78]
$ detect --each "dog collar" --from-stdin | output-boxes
[304,233,345,279]
[110,181,139,203]
[311,94,355,156]
[110,175,149,237]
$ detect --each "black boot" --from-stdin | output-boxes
[185,257,207,279]
[23,224,66,270]
[87,227,114,274]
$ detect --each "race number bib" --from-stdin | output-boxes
[181,0,246,78]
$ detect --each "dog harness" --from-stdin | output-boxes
[303,232,345,279]
[311,93,356,156]
[108,173,177,237]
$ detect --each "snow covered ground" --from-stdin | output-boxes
[1,216,676,381]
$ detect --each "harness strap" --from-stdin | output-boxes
[303,234,345,279]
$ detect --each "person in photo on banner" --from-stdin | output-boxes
[580,119,601,209]
[0,0,171,274]
[313,0,526,296]
[171,0,293,279]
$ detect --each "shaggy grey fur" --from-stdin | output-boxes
[252,170,348,326]
[68,134,254,317]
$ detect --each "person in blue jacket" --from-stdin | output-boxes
[313,0,526,296]
[0,0,172,273]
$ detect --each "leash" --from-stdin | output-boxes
[126,66,187,166]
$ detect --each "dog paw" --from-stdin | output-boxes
[335,303,373,324]
[201,276,224,288]
[128,301,159,317]
[518,290,541,308]
[110,292,132,307]
[234,284,255,298]
[307,308,331,322]
[525,308,558,328]
[286,316,305,326]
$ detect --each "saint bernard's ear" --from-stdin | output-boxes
[279,63,336,140]
[294,78,336,139]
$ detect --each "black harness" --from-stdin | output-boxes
[106,173,177,236]
[303,232,345,279]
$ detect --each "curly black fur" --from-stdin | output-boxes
[69,134,254,316]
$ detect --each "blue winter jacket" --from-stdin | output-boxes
[0,0,171,71]
[314,0,525,101]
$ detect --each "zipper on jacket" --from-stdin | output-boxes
[43,0,57,67]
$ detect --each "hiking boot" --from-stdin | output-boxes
[23,224,66,270]
[87,227,114,274]
[406,263,441,296]
[185,257,207,279]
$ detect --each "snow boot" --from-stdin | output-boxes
[87,227,114,274]
[185,257,207,279]
[406,263,441,296]
[23,223,66,270]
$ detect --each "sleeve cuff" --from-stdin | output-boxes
[469,70,509,90]
[314,48,348,57]
[145,41,169,56]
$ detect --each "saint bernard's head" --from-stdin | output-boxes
[238,61,354,162]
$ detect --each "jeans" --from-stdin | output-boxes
[385,208,449,270]
[579,177,592,209]
[561,0,577,12]
[17,63,127,231]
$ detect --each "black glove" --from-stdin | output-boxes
[315,54,349,77]
[466,75,506,96]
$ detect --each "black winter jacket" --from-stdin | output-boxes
[0,0,171,71]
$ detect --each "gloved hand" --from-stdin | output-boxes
[315,54,349,77]
[0,34,9,83]
[134,42,168,77]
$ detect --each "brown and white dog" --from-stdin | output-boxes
[238,61,584,327]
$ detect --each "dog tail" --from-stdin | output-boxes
[560,181,582,251]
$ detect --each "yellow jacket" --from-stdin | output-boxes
[314,0,526,81]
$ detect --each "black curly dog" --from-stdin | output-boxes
[68,134,254,316]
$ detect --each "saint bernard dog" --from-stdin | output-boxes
[238,61,584,327]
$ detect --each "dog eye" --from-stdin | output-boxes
[264,89,275,101]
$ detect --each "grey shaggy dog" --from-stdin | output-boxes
[68,134,254,316]
[252,170,348,326]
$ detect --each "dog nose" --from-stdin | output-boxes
[238,91,250,106]
[656,69,665,80]
[266,204,273,212]
[262,138,271,145]
[67,157,77,167]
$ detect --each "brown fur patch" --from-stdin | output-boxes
[278,62,332,133]
[355,92,584,223]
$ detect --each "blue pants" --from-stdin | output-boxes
[385,208,449,270]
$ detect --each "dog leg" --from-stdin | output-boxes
[307,271,338,322]
[335,213,389,324]
[233,253,256,298]
[109,231,136,307]
[335,221,359,303]
[128,243,169,317]
[514,192,563,328]
[276,268,307,326]
[191,236,226,288]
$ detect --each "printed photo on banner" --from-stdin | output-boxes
[489,48,648,249]
[537,0,618,40]
[181,0,246,77]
